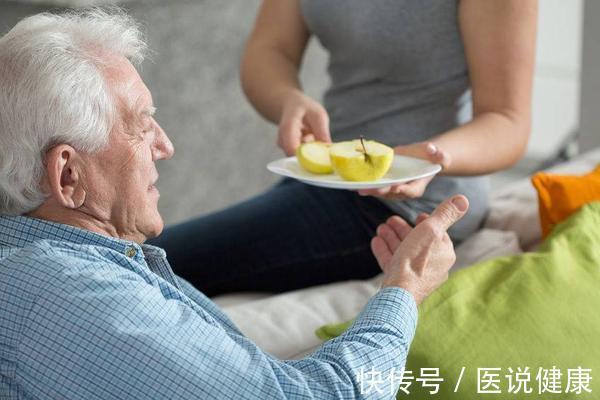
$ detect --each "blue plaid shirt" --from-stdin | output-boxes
[0,215,417,399]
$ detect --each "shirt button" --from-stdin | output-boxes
[125,247,137,258]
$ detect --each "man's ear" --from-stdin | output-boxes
[44,145,86,209]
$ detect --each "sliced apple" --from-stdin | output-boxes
[296,141,333,174]
[329,139,394,181]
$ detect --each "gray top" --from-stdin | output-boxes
[301,0,489,240]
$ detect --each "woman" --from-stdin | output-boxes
[150,0,537,296]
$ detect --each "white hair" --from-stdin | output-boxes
[0,7,147,215]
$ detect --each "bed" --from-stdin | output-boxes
[213,148,600,360]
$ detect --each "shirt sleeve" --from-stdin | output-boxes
[176,274,246,336]
[17,270,417,400]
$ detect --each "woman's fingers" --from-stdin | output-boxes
[304,106,331,143]
[356,141,447,199]
[424,142,451,170]
[395,141,452,170]
[390,182,418,198]
[358,186,392,197]
[388,175,434,199]
[301,133,316,143]
[358,174,435,200]
[278,93,330,155]
[278,115,303,156]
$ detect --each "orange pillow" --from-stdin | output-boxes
[531,164,600,238]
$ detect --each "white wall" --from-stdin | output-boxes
[11,0,130,6]
[528,0,583,159]
[579,0,600,151]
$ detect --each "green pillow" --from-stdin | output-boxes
[316,202,600,399]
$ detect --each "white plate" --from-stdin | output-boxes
[267,155,442,190]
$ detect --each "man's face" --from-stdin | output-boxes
[80,56,174,242]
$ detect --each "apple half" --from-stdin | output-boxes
[329,139,394,181]
[296,141,334,174]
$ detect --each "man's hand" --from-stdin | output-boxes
[371,195,469,304]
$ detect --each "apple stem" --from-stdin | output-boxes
[359,135,372,164]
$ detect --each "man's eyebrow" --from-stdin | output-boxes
[141,106,157,117]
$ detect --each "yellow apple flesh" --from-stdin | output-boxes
[296,141,334,174]
[329,140,394,181]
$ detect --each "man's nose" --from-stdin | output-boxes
[153,123,175,161]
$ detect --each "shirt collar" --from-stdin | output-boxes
[0,215,164,259]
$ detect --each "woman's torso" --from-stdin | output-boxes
[301,0,489,240]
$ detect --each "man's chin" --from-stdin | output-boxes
[141,214,164,242]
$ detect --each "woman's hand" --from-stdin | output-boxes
[278,91,331,156]
[357,141,451,200]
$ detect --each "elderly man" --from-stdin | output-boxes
[0,9,468,400]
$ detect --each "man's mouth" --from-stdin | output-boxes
[148,176,159,192]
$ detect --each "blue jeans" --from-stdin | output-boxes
[149,179,398,297]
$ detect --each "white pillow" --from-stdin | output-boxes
[484,179,541,251]
[453,228,522,271]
